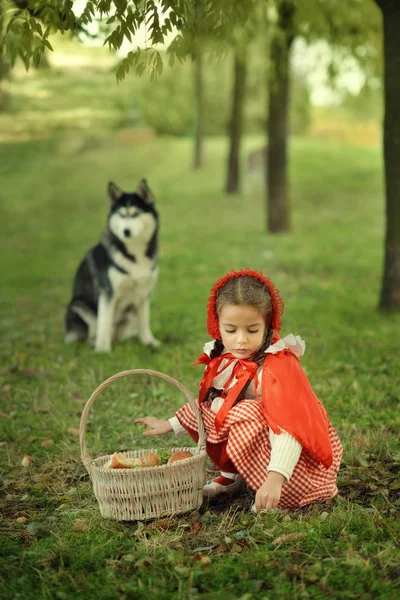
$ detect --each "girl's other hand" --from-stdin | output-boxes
[135,416,172,436]
[255,471,285,511]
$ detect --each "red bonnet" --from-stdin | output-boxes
[206,268,284,340]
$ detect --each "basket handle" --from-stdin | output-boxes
[79,368,206,465]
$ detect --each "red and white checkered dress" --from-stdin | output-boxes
[175,341,343,509]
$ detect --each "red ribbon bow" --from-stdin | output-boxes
[193,352,260,432]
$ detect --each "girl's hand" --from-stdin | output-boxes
[135,416,172,437]
[255,471,285,511]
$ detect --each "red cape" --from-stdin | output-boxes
[262,350,333,468]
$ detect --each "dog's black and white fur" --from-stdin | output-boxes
[65,179,160,352]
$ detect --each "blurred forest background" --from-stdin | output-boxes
[0,21,382,154]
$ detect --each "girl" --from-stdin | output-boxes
[136,269,343,512]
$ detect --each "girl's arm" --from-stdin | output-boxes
[255,472,286,511]
[254,429,302,511]
[135,416,172,436]
[268,428,302,481]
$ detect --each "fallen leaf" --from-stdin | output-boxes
[2,385,12,393]
[272,533,306,546]
[188,520,202,535]
[214,545,228,553]
[16,516,29,524]
[21,455,33,467]
[22,368,45,379]
[192,554,211,567]
[122,554,135,562]
[224,536,232,545]
[41,439,54,448]
[74,399,86,406]
[0,412,10,418]
[34,407,51,414]
[67,427,80,437]
[73,519,91,532]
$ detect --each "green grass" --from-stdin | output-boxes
[0,68,399,598]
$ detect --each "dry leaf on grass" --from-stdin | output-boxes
[0,411,10,418]
[22,367,47,379]
[16,517,29,524]
[188,520,202,535]
[41,439,54,448]
[213,545,228,553]
[73,519,91,532]
[67,427,80,437]
[21,455,32,467]
[192,554,212,568]
[34,407,52,414]
[272,533,306,546]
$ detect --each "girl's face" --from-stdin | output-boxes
[218,304,266,360]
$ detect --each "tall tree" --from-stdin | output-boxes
[263,0,380,234]
[375,0,400,311]
[266,0,295,232]
[0,1,6,109]
[193,46,204,169]
[226,49,247,193]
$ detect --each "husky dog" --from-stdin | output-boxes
[65,179,160,352]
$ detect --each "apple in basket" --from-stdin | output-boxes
[168,451,193,463]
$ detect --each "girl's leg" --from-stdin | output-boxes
[203,440,246,498]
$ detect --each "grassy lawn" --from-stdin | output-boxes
[0,67,399,598]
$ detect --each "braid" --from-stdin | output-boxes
[251,325,274,366]
[210,339,224,360]
[201,340,224,404]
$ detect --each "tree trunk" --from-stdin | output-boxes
[376,0,400,311]
[226,51,247,194]
[0,5,6,111]
[193,49,204,169]
[266,1,295,233]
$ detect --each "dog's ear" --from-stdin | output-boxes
[137,179,154,205]
[108,182,123,204]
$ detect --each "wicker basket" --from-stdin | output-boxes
[79,369,207,521]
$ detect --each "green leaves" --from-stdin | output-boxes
[1,0,255,80]
[3,13,54,71]
[115,48,163,82]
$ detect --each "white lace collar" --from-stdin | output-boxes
[203,333,306,359]
[265,334,306,358]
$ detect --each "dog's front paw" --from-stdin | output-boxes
[140,335,161,348]
[95,342,112,353]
